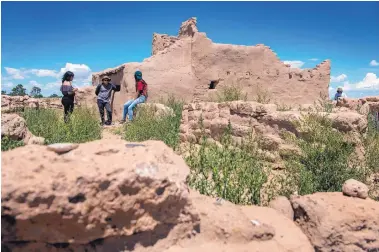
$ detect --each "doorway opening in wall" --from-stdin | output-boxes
[209,80,218,89]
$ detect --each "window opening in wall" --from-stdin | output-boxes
[209,81,217,89]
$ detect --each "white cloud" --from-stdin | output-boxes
[283,60,305,69]
[4,67,25,79]
[330,74,347,83]
[29,80,42,88]
[59,63,91,80]
[4,67,58,79]
[45,81,61,91]
[335,73,379,92]
[354,73,379,89]
[30,69,58,78]
[81,75,93,86]
[309,58,319,61]
[3,63,93,93]
[369,60,379,67]
[2,82,14,88]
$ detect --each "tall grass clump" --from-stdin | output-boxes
[254,85,272,104]
[185,122,267,205]
[123,96,183,150]
[1,136,24,151]
[215,85,247,102]
[22,107,101,144]
[314,92,334,113]
[276,112,367,196]
[365,112,379,173]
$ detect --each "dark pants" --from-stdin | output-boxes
[97,100,112,123]
[62,98,74,123]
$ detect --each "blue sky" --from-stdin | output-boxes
[1,1,379,97]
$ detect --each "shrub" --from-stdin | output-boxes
[1,136,24,151]
[22,107,101,144]
[123,96,183,150]
[254,85,271,104]
[215,85,247,102]
[276,103,293,111]
[275,112,367,197]
[365,112,379,174]
[185,122,267,205]
[314,92,334,113]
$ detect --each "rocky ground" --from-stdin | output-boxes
[1,139,378,252]
[1,94,379,251]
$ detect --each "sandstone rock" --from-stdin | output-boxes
[291,192,379,251]
[2,139,199,250]
[342,179,369,199]
[26,135,45,145]
[241,201,313,252]
[335,96,379,115]
[2,139,317,252]
[1,113,45,146]
[268,196,294,220]
[1,95,62,112]
[259,134,283,151]
[278,144,302,158]
[327,111,367,133]
[1,113,29,140]
[178,17,198,38]
[75,86,97,108]
[47,143,79,154]
[152,33,179,55]
[165,191,314,252]
[137,103,174,118]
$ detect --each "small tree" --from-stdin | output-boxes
[1,90,7,95]
[9,84,27,96]
[49,93,59,98]
[30,86,43,98]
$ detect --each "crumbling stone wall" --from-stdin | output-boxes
[1,95,62,112]
[92,17,331,120]
[152,33,179,56]
[180,101,368,168]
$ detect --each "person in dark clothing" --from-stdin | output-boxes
[60,71,77,123]
[95,75,121,125]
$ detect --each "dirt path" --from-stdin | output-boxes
[101,123,123,141]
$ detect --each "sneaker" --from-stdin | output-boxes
[104,121,112,126]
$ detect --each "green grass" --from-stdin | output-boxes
[215,85,247,102]
[185,122,267,205]
[365,112,379,174]
[22,107,102,144]
[273,112,371,197]
[123,96,183,150]
[6,93,377,203]
[1,136,24,151]
[254,85,272,104]
[276,103,293,111]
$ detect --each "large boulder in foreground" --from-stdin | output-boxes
[2,139,199,250]
[165,191,314,252]
[291,192,379,252]
[2,139,314,251]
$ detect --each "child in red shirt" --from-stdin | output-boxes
[121,71,148,122]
